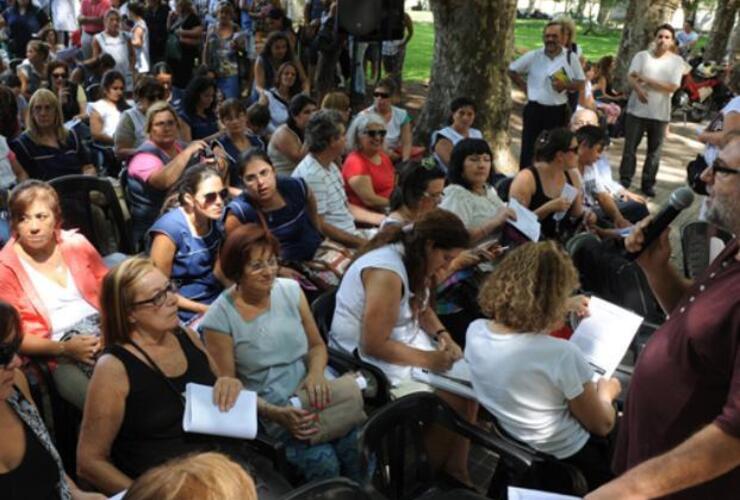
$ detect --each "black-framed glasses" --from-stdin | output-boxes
[201,188,229,205]
[711,159,740,176]
[373,91,390,99]
[131,281,178,308]
[0,335,21,367]
[364,129,387,139]
[52,72,67,79]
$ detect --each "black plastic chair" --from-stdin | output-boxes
[279,477,374,500]
[358,393,587,500]
[311,289,392,409]
[49,175,135,256]
[681,221,734,279]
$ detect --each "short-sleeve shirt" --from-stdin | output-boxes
[362,105,412,151]
[148,207,224,322]
[341,151,395,209]
[180,110,219,141]
[80,0,110,34]
[88,100,122,139]
[465,319,594,459]
[676,30,699,47]
[439,183,505,231]
[9,130,91,180]
[704,96,740,165]
[200,278,308,412]
[613,240,740,497]
[128,142,184,182]
[626,50,685,122]
[292,154,359,236]
[509,47,586,106]
[224,176,322,262]
[2,5,49,59]
[115,107,148,151]
[581,163,609,208]
[214,132,265,188]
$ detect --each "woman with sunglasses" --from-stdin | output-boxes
[342,112,395,212]
[510,128,589,241]
[0,302,106,500]
[46,61,87,123]
[77,256,251,496]
[267,94,317,176]
[149,165,227,324]
[362,78,412,162]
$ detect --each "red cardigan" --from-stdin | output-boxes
[0,230,107,342]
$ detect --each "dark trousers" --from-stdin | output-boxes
[594,198,650,225]
[562,435,614,491]
[618,113,668,190]
[520,101,571,169]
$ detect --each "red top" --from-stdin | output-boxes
[0,230,107,345]
[341,150,395,209]
[80,0,111,34]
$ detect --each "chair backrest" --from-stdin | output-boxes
[49,175,135,256]
[278,477,373,500]
[681,221,733,278]
[310,288,337,343]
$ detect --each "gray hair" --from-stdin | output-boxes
[305,109,344,153]
[346,112,386,151]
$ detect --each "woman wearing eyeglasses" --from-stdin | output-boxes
[46,60,87,123]
[149,165,227,324]
[342,112,395,212]
[362,78,412,162]
[0,302,106,500]
[77,256,251,496]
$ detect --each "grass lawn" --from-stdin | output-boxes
[404,18,624,83]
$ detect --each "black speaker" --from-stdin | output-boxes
[337,0,405,42]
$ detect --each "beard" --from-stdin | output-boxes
[704,195,738,235]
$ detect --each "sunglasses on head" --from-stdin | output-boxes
[202,188,229,205]
[374,91,390,99]
[365,129,387,139]
[0,335,21,367]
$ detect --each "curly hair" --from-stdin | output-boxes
[478,241,579,333]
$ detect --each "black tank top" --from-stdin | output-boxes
[0,406,60,500]
[107,329,217,478]
[528,166,574,240]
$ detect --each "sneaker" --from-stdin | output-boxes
[641,186,656,197]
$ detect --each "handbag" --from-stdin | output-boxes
[58,314,102,378]
[292,373,367,445]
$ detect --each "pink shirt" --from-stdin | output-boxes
[80,0,111,34]
[128,143,184,182]
[342,150,395,209]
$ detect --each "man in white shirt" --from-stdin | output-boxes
[509,21,585,169]
[618,24,685,197]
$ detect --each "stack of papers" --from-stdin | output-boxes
[508,486,580,499]
[508,198,541,242]
[412,359,476,400]
[183,383,258,439]
[553,183,579,221]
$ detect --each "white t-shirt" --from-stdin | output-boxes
[362,105,411,151]
[581,163,609,208]
[594,153,623,196]
[439,183,505,231]
[703,95,740,165]
[292,154,359,236]
[626,50,685,122]
[509,47,585,106]
[465,319,593,459]
[88,100,122,139]
[329,244,434,386]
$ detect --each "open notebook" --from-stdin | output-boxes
[182,383,258,439]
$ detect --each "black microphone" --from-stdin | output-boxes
[628,187,695,259]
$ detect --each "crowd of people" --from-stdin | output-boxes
[0,2,738,499]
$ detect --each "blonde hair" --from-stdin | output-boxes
[478,241,579,333]
[26,89,68,143]
[144,100,180,135]
[123,452,257,500]
[100,256,158,346]
[556,15,577,44]
[321,91,350,112]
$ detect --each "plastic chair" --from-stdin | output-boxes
[279,477,373,500]
[681,221,733,279]
[49,175,135,256]
[358,393,587,500]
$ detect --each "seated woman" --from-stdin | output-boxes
[88,70,129,172]
[149,165,227,325]
[213,99,267,191]
[466,241,621,491]
[362,78,413,162]
[0,180,107,410]
[431,97,483,171]
[179,77,219,142]
[342,112,395,212]
[77,256,249,495]
[10,89,96,180]
[0,302,105,500]
[267,94,317,176]
[17,40,49,100]
[260,61,305,134]
[439,138,514,244]
[71,53,117,100]
[46,60,87,123]
[126,101,208,248]
[384,159,446,226]
[254,31,309,95]
[202,225,363,483]
[509,128,590,241]
[321,91,351,125]
[114,76,166,162]
[0,88,28,191]
[224,150,322,268]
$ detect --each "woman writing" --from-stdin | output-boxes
[149,165,227,324]
[342,112,395,212]
[431,97,482,171]
[267,94,317,176]
[467,241,620,491]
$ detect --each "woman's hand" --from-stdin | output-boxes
[566,294,590,318]
[183,140,208,158]
[275,406,319,440]
[71,490,107,500]
[300,371,331,409]
[427,349,456,372]
[437,331,463,361]
[448,250,482,273]
[490,206,517,230]
[212,376,243,412]
[62,336,101,365]
[545,196,572,214]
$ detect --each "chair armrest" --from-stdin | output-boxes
[327,347,391,408]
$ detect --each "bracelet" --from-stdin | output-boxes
[433,328,448,341]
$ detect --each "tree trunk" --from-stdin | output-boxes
[596,0,613,25]
[681,0,699,23]
[576,0,589,18]
[613,0,681,92]
[730,14,740,64]
[414,0,518,173]
[704,0,740,63]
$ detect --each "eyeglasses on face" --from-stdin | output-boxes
[0,335,21,368]
[131,281,178,308]
[244,257,279,274]
[364,129,387,139]
[422,190,444,202]
[710,159,740,177]
[52,72,67,79]
[152,119,177,128]
[201,188,229,205]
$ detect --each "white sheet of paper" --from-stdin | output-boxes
[183,383,258,439]
[412,360,476,400]
[508,198,541,242]
[553,182,579,221]
[108,491,126,500]
[569,296,644,381]
[508,486,581,500]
